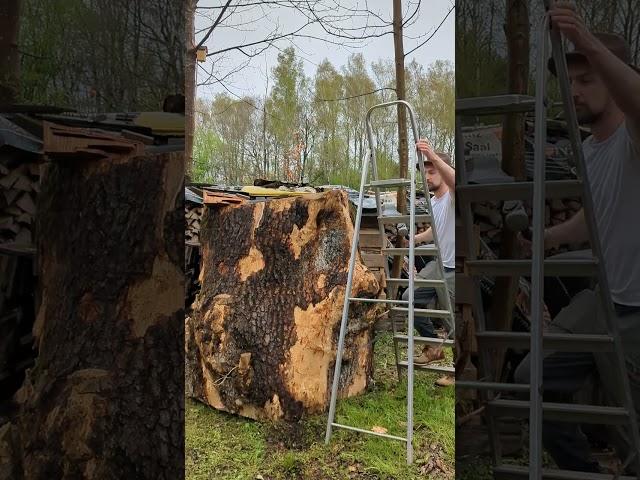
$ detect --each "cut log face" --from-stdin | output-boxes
[186,190,381,421]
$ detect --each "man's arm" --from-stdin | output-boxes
[549,2,640,141]
[544,208,589,249]
[416,139,455,192]
[415,227,433,245]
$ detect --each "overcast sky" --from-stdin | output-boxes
[196,0,455,99]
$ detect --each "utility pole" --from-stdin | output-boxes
[392,0,408,288]
[0,0,21,105]
[185,0,197,182]
[489,0,530,378]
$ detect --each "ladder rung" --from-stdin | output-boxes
[457,179,583,202]
[378,214,432,224]
[465,259,598,277]
[348,297,408,305]
[366,179,412,189]
[475,331,615,352]
[456,381,530,392]
[393,334,454,347]
[330,423,407,442]
[493,464,638,480]
[386,278,446,288]
[456,94,536,115]
[488,399,630,425]
[383,246,439,256]
[391,307,451,318]
[398,361,455,374]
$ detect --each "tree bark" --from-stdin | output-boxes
[392,0,408,293]
[0,0,21,105]
[185,0,197,182]
[0,146,185,479]
[186,190,382,421]
[489,0,530,380]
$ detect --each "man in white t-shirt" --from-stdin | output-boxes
[400,139,455,387]
[514,2,640,474]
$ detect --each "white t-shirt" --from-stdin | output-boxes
[430,190,455,268]
[583,122,640,306]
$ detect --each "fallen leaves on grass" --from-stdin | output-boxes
[371,426,388,434]
[417,442,453,478]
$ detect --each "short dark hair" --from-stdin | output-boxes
[415,151,452,169]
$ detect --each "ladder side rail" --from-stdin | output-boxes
[529,13,551,480]
[404,103,456,340]
[325,149,372,445]
[365,110,402,379]
[544,0,640,473]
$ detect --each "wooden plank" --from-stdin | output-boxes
[361,253,386,269]
[121,129,155,145]
[203,190,246,205]
[42,121,145,159]
[358,229,383,248]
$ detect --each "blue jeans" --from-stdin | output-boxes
[401,262,455,338]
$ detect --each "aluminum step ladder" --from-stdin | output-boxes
[324,100,455,464]
[455,6,640,480]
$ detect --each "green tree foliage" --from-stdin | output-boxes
[194,50,455,188]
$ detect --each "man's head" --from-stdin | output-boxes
[549,33,639,126]
[416,152,451,193]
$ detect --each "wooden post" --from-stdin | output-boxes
[489,0,530,380]
[184,0,197,182]
[392,0,408,290]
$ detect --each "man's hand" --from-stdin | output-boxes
[416,138,439,164]
[549,1,600,54]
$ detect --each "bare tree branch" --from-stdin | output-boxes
[196,0,233,49]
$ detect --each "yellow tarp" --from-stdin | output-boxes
[133,112,185,135]
[240,186,311,197]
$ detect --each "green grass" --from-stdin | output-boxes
[185,333,455,480]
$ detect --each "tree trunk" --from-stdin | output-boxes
[186,190,382,421]
[0,0,21,105]
[0,145,185,479]
[489,0,530,380]
[392,0,408,293]
[184,0,196,182]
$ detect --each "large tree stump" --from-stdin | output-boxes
[186,190,381,421]
[0,149,184,480]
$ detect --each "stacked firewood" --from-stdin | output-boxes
[185,203,203,244]
[0,161,41,249]
[472,197,583,248]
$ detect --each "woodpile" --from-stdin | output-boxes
[358,229,387,291]
[186,190,383,421]
[472,197,583,249]
[185,203,203,244]
[0,160,41,253]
